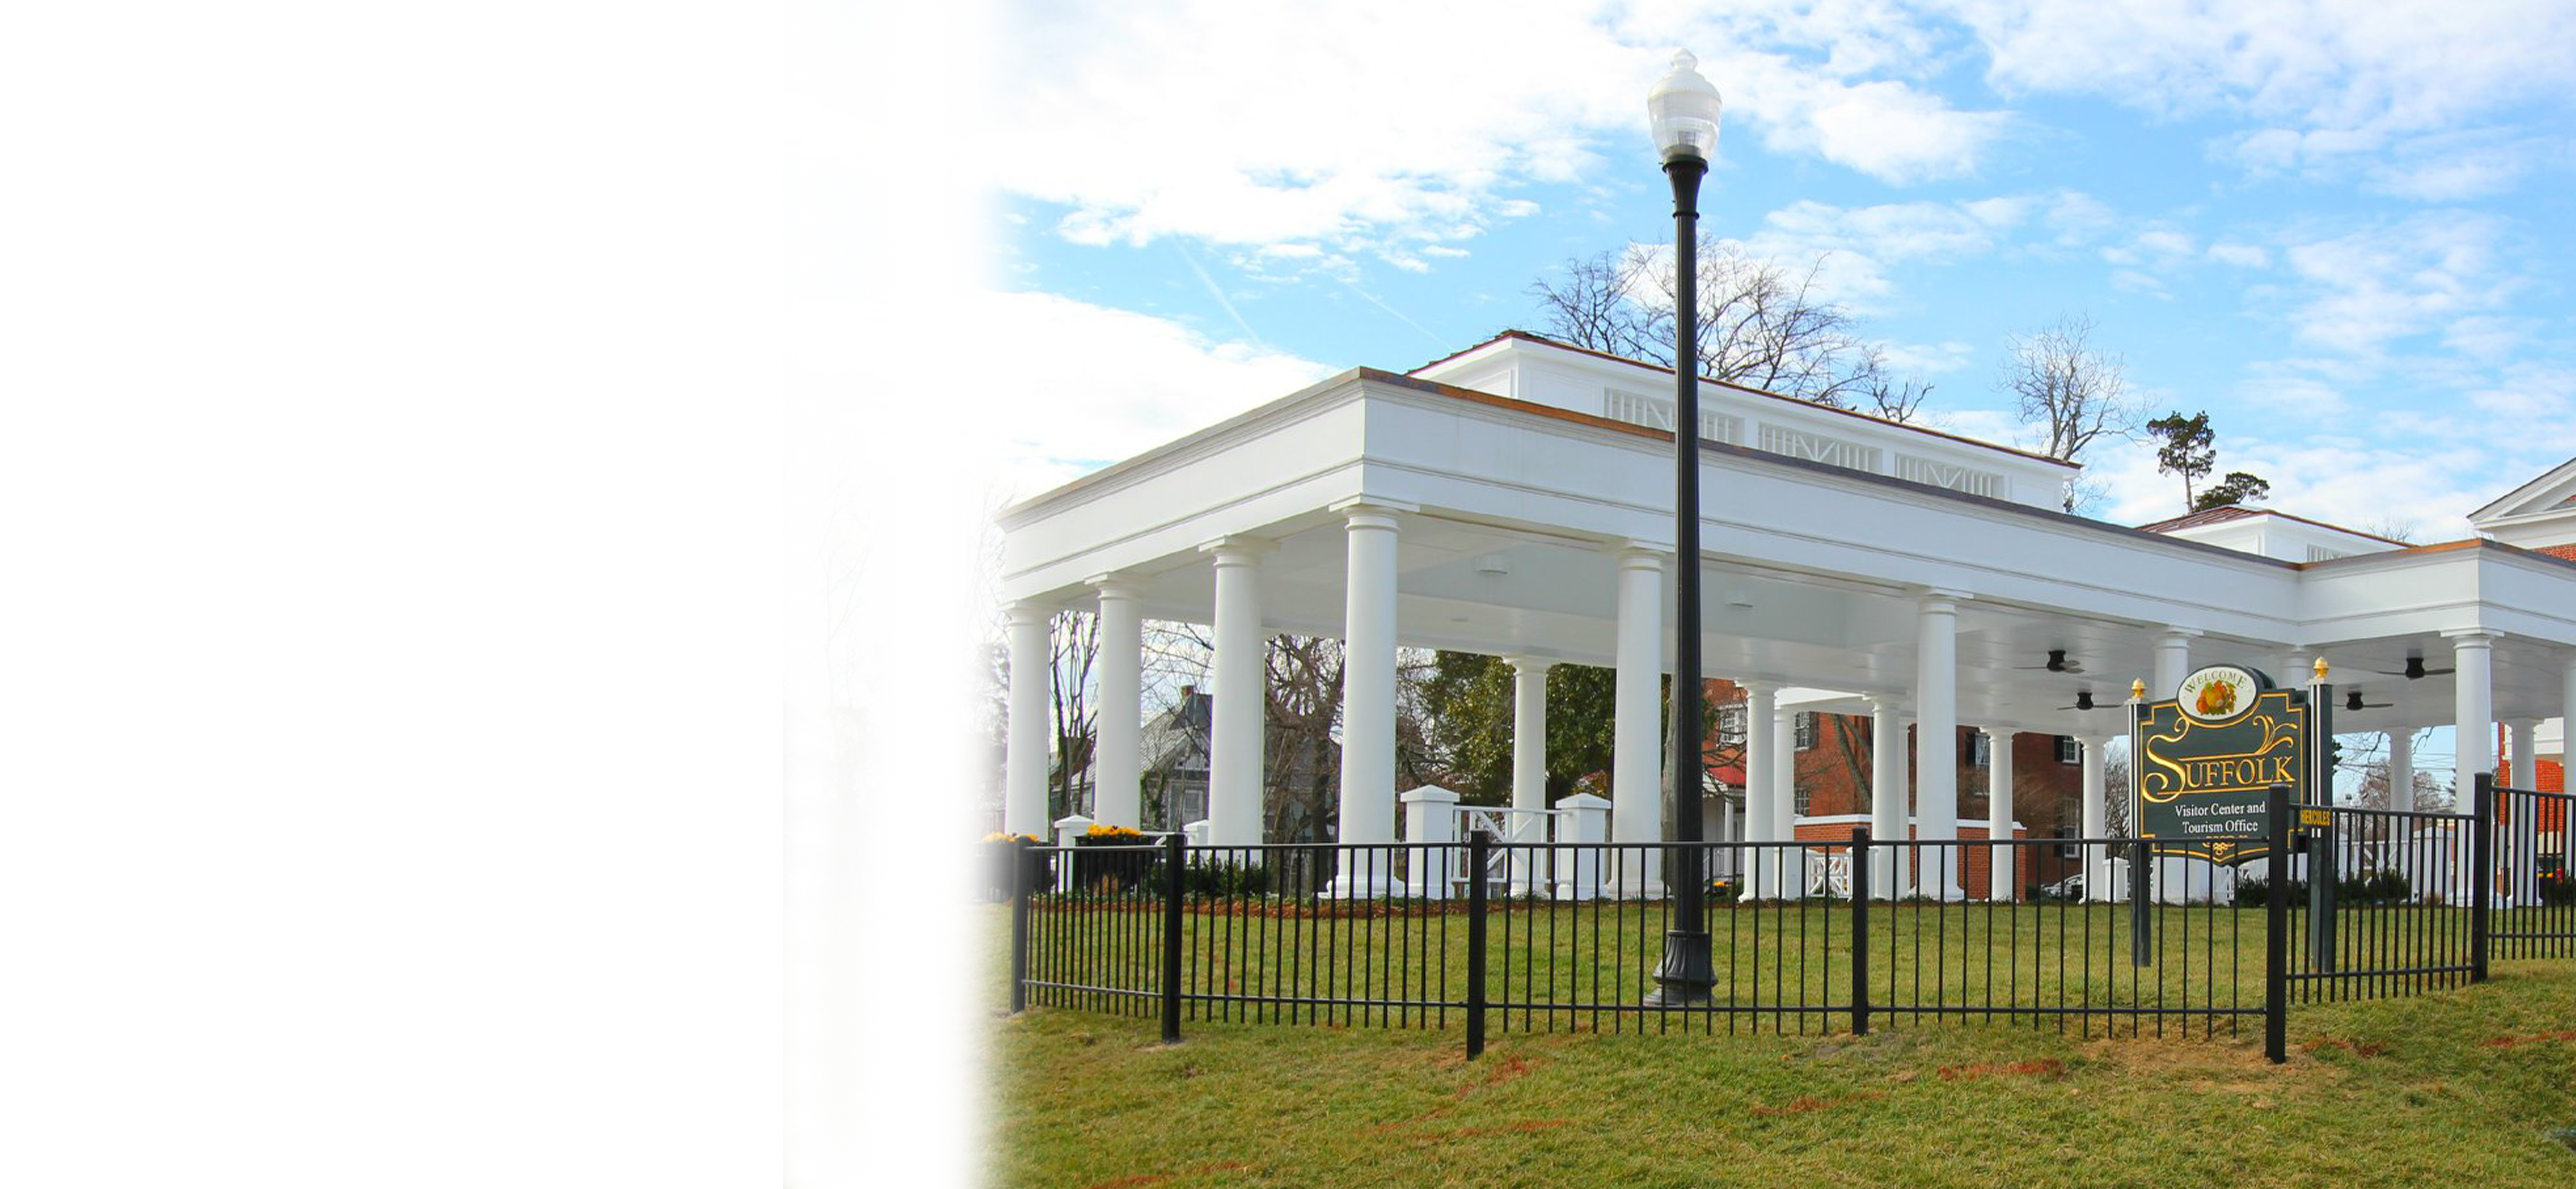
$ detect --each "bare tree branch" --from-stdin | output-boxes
[1528,244,1932,422]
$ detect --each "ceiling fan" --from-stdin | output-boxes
[2057,689,2104,711]
[2016,648,2085,674]
[2345,690,2394,711]
[2374,654,2454,681]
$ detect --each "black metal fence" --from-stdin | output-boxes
[1007,779,2562,1063]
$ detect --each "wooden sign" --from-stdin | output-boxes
[2132,664,2313,864]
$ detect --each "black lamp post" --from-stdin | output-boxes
[1646,49,1721,1006]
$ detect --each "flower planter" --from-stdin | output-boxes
[1071,835,1157,893]
[968,834,1046,900]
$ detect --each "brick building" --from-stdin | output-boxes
[1699,678,2089,895]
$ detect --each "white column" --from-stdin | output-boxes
[1050,813,1093,892]
[2152,628,2198,701]
[1772,705,1803,901]
[1508,657,1553,895]
[2566,656,2576,775]
[1331,505,1401,897]
[1400,787,1459,899]
[1204,539,1271,848]
[2450,630,2497,799]
[1089,579,1144,829]
[2082,735,2112,903]
[1914,594,1963,900]
[2509,717,2541,904]
[1985,726,2015,902]
[1738,681,1776,899]
[1610,548,1665,896]
[1553,793,1610,901]
[2387,728,2415,812]
[1003,602,1054,838]
[1866,695,1903,899]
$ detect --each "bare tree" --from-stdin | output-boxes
[1999,314,2136,509]
[1048,609,1100,822]
[1530,244,1932,422]
[1264,634,1343,843]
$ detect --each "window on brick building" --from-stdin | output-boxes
[2055,735,2080,764]
[1795,711,1817,750]
[1794,782,1812,816]
[1968,732,1990,766]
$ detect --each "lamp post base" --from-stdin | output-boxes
[1644,929,1716,1005]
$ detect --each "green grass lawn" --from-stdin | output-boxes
[990,904,2576,1189]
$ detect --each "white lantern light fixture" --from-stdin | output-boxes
[1646,49,1724,164]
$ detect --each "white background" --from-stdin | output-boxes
[2,2,982,1185]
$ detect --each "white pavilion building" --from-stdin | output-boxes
[995,331,2576,897]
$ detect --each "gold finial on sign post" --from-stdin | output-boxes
[2130,678,2147,702]
[2313,656,2330,682]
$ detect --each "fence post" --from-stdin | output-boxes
[2309,801,2336,973]
[1161,832,1184,1043]
[2473,771,2494,984]
[1850,825,1870,1036]
[2265,784,2289,1064]
[1466,830,1490,1060]
[2129,837,2153,967]
[1011,838,1033,1014]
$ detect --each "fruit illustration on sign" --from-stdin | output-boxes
[2196,678,2237,718]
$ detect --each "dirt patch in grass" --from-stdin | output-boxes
[1750,1095,1832,1116]
[2483,1030,2576,1049]
[1455,1053,1538,1097]
[1937,1058,2067,1081]
[2304,1036,2389,1057]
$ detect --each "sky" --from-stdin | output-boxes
[980,0,2576,539]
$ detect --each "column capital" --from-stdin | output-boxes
[1198,535,1275,562]
[1610,540,1672,569]
[1084,573,1147,600]
[2442,627,2503,643]
[1977,723,2019,740]
[2156,626,2205,640]
[1004,600,1058,627]
[1862,692,1904,712]
[1329,496,1417,524]
[1507,655,1557,676]
[1914,587,1971,612]
[1735,678,1779,697]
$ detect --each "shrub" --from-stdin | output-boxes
[1147,858,1272,899]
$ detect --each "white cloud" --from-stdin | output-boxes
[2207,242,2271,268]
[1006,2,2013,260]
[1947,0,2576,198]
[2272,213,2522,358]
[1880,339,1976,375]
[973,291,1336,502]
[2089,433,2501,539]
[1723,187,2134,310]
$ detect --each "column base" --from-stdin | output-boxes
[1321,875,1399,900]
[1644,930,1716,1006]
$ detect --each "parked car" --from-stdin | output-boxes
[2035,872,2084,901]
